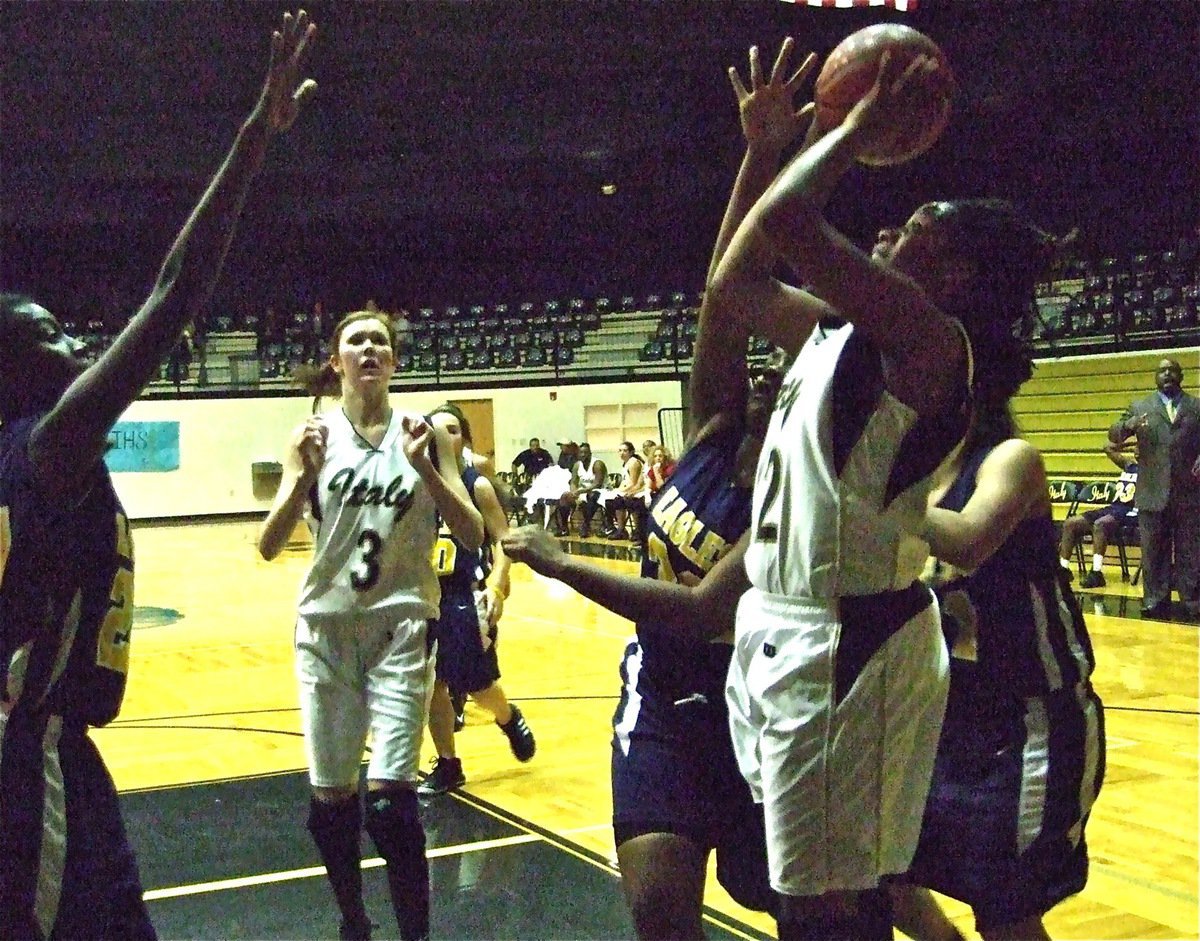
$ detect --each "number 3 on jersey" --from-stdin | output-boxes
[351,528,382,591]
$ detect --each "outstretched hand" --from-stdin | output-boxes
[259,9,317,133]
[501,526,567,578]
[728,36,818,154]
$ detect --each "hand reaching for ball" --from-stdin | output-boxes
[814,24,955,166]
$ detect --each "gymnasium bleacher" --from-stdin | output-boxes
[63,240,1197,399]
[1017,345,1199,580]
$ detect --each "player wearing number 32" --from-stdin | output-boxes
[1,11,316,940]
[706,38,1065,940]
[258,310,483,941]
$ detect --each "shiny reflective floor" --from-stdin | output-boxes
[128,770,767,940]
[99,521,1197,940]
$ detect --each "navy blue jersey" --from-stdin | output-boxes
[431,466,487,601]
[0,417,134,728]
[631,424,751,700]
[934,444,1096,698]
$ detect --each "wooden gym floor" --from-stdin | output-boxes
[98,520,1197,940]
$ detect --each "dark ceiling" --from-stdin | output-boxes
[2,0,1197,319]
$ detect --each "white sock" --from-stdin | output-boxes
[1092,554,1104,572]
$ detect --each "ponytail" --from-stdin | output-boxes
[292,361,341,399]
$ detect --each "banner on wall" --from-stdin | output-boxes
[104,422,180,473]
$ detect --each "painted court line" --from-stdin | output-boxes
[143,833,543,901]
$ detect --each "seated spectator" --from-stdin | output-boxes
[598,441,646,540]
[555,442,607,538]
[640,439,658,470]
[512,437,554,480]
[1059,442,1139,587]
[644,445,676,505]
[523,449,574,530]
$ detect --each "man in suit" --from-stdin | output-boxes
[1109,358,1200,620]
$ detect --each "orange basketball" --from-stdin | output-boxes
[814,23,955,167]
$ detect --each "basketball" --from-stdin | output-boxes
[814,23,955,167]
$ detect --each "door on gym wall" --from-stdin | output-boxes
[449,398,495,464]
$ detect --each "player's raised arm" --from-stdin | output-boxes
[702,40,838,378]
[258,415,328,561]
[691,38,832,442]
[30,10,317,494]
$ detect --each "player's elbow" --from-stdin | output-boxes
[257,533,281,562]
[456,515,485,553]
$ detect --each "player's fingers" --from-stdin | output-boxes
[727,66,749,103]
[748,45,763,89]
[769,36,794,84]
[784,52,818,94]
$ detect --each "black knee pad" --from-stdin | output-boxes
[307,795,362,840]
[364,788,425,863]
[366,788,429,941]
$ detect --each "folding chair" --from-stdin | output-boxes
[1072,479,1137,582]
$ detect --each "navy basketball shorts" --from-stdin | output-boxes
[0,716,155,940]
[611,639,775,913]
[1082,503,1136,526]
[433,589,500,697]
[906,674,1106,932]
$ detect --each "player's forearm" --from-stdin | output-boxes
[426,474,485,551]
[543,555,735,642]
[705,142,788,288]
[921,506,1005,572]
[756,123,859,262]
[487,551,512,600]
[258,472,313,560]
[71,113,275,440]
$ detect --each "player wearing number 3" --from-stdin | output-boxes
[258,310,483,941]
[1,11,316,940]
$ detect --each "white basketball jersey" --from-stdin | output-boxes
[745,323,967,598]
[299,409,440,620]
[575,457,599,490]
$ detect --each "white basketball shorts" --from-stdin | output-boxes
[295,611,435,789]
[727,585,949,897]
